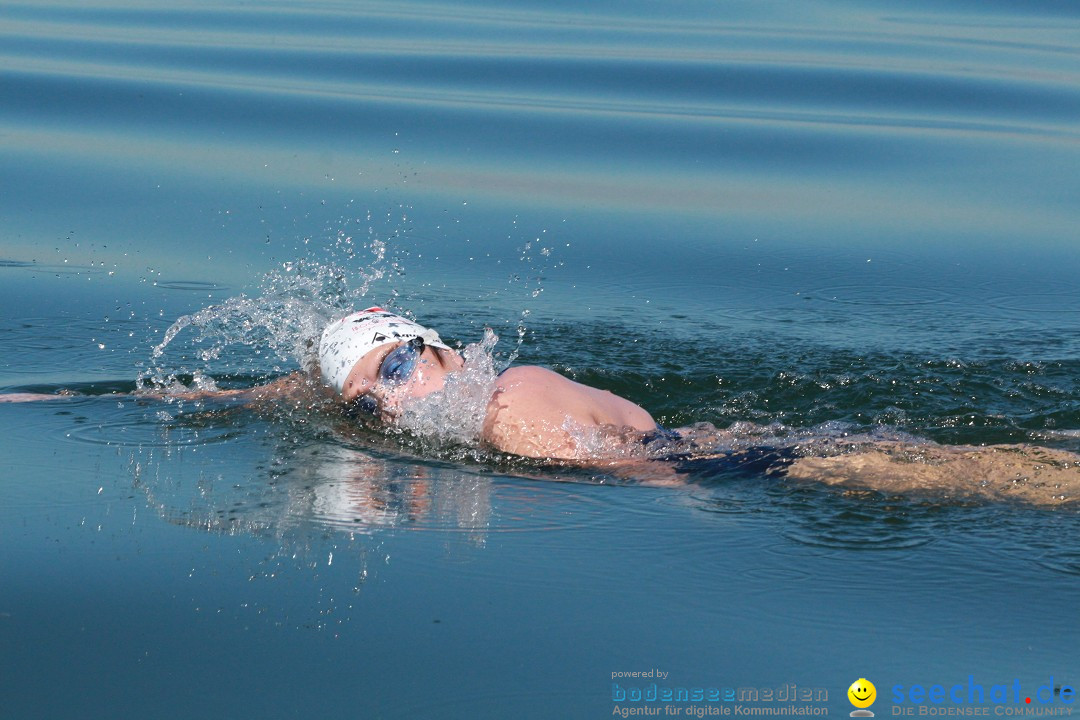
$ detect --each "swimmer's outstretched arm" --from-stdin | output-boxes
[0,392,68,403]
[0,373,311,404]
[0,389,251,403]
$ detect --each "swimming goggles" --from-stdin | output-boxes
[348,337,426,416]
[378,337,426,386]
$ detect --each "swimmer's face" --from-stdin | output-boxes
[340,340,460,419]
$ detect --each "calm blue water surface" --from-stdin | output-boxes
[2,1,1080,718]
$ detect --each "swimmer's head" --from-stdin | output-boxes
[319,307,451,398]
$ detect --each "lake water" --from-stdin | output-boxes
[2,1,1079,718]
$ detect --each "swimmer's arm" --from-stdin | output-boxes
[580,457,688,487]
[0,392,70,403]
[0,373,311,404]
[233,372,316,407]
[137,372,317,409]
[163,373,309,403]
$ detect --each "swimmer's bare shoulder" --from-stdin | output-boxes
[482,365,656,459]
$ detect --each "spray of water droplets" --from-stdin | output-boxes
[142,260,360,390]
[392,328,502,452]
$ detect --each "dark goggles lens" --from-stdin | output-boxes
[378,337,424,385]
[348,338,426,417]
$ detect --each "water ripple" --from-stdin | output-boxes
[984,292,1080,315]
[155,280,231,292]
[807,284,958,307]
[62,413,243,448]
[773,484,950,551]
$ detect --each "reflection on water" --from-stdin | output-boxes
[127,400,627,551]
[136,438,493,542]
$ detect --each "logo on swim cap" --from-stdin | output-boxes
[319,307,450,395]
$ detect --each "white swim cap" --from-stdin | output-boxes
[319,307,451,395]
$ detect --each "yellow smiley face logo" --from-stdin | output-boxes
[848,678,876,708]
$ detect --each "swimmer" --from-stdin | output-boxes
[4,306,1080,503]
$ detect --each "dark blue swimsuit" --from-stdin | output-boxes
[643,427,797,479]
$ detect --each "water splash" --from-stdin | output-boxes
[142,264,324,388]
[140,213,564,394]
[510,231,563,362]
[142,259,387,390]
[393,328,502,453]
